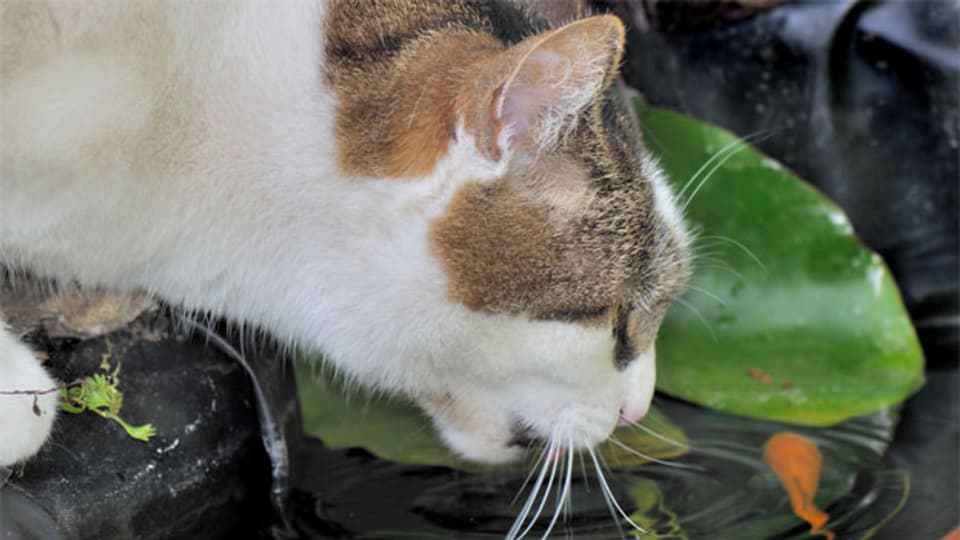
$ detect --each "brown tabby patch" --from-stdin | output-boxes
[431,178,623,322]
[325,0,537,178]
[432,82,690,363]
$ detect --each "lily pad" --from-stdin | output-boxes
[296,365,687,470]
[637,101,925,425]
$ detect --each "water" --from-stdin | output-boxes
[287,396,906,539]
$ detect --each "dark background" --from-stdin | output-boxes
[599,0,959,537]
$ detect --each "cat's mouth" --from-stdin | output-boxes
[506,423,541,450]
[421,395,622,464]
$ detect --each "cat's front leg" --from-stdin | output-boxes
[0,321,58,467]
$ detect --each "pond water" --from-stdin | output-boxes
[286,395,907,540]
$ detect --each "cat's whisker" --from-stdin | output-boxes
[514,433,562,540]
[507,439,555,540]
[563,441,574,523]
[539,441,574,539]
[681,144,749,213]
[590,448,627,540]
[692,257,748,282]
[606,435,704,471]
[630,421,693,451]
[631,241,720,281]
[588,447,653,536]
[512,439,548,506]
[674,297,718,342]
[689,245,729,259]
[685,284,728,307]
[674,135,752,202]
[577,451,590,495]
[678,129,774,211]
[696,235,766,271]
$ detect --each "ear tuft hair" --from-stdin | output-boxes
[496,15,625,152]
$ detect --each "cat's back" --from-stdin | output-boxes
[2,1,334,190]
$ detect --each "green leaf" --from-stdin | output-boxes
[636,101,925,425]
[296,363,688,470]
[107,415,157,442]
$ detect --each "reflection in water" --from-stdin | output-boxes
[290,396,907,539]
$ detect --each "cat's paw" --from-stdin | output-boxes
[0,327,57,467]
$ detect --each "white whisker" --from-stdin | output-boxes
[563,438,573,522]
[577,451,590,494]
[540,443,574,538]
[516,435,561,540]
[674,297,718,342]
[675,134,757,202]
[631,421,692,451]
[697,235,766,271]
[507,440,554,540]
[607,435,704,471]
[679,130,773,212]
[512,441,548,506]
[685,285,728,307]
[681,142,748,213]
[692,257,747,282]
[588,448,652,535]
[591,448,627,540]
[563,454,572,523]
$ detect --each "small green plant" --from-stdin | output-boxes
[58,362,156,442]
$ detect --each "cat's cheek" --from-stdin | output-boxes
[417,393,522,464]
[434,421,525,464]
[618,344,657,426]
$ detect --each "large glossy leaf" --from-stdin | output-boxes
[637,101,925,425]
[296,365,687,470]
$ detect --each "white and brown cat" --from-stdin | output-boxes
[0,0,690,467]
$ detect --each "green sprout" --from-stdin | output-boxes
[58,361,156,442]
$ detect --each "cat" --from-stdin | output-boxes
[0,0,690,469]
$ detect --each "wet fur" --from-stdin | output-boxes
[0,0,689,470]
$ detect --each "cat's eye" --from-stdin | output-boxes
[540,306,610,322]
[613,304,635,369]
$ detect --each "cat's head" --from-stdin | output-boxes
[331,14,691,463]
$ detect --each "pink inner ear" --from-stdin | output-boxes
[500,50,571,140]
[485,15,624,157]
[497,41,610,153]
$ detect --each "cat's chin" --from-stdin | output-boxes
[435,423,527,464]
[419,392,622,465]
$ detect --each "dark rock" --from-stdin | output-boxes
[1,311,295,540]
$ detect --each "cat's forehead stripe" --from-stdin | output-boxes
[431,129,659,324]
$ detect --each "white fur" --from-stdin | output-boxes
[0,2,682,466]
[643,153,691,249]
[0,323,58,465]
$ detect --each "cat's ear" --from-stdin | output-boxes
[466,15,625,161]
